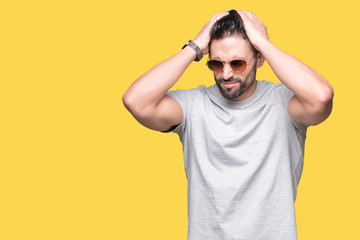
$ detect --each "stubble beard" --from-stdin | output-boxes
[215,64,257,100]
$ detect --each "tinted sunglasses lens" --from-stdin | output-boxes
[207,60,248,72]
[231,60,247,72]
[207,60,223,72]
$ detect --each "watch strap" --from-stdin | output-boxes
[182,40,203,62]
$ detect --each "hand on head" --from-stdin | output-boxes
[193,11,229,55]
[194,10,269,56]
[236,10,269,51]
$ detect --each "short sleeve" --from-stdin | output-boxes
[164,87,202,139]
[276,83,311,138]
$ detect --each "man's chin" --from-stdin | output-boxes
[219,85,242,100]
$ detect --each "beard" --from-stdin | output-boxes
[215,64,257,100]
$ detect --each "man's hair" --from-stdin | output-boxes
[209,10,258,56]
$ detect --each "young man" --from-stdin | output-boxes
[123,10,334,240]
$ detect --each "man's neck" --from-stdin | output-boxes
[229,80,258,102]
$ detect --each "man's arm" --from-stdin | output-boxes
[237,10,334,126]
[123,12,229,131]
[122,47,195,132]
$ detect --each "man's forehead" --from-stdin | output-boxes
[210,35,253,60]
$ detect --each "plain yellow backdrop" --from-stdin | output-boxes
[1,0,359,239]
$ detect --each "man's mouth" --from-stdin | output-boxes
[221,81,238,88]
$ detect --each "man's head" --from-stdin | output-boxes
[208,10,265,101]
[209,10,258,57]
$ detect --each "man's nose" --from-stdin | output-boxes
[222,63,234,80]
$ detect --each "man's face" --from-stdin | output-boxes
[209,35,258,101]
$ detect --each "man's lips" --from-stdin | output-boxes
[221,81,238,88]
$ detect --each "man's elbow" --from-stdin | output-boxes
[122,91,133,111]
[123,92,153,121]
[311,92,334,126]
[318,83,334,105]
[123,92,142,117]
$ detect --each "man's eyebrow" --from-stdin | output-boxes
[232,55,248,60]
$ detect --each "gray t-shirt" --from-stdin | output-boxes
[166,80,310,240]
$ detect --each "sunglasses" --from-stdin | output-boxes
[206,56,255,73]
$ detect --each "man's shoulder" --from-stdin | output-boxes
[258,79,279,88]
[170,84,210,92]
[257,80,289,96]
[167,84,214,97]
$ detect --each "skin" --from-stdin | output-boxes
[210,35,263,101]
[123,10,334,132]
[122,12,230,131]
[236,10,334,125]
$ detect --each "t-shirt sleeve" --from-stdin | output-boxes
[277,83,311,138]
[163,88,199,138]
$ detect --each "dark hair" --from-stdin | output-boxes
[209,10,258,56]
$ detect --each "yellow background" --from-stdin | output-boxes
[1,0,359,239]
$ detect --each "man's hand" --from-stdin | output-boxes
[236,10,270,52]
[236,10,334,126]
[193,11,229,55]
[124,13,235,132]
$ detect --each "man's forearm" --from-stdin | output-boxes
[123,46,197,113]
[258,40,334,109]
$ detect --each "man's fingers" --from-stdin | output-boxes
[237,9,262,23]
[235,9,270,49]
[236,9,245,19]
[204,12,229,31]
[237,9,267,29]
[210,11,229,22]
[194,11,229,55]
[263,23,269,37]
[236,9,251,20]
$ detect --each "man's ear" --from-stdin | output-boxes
[256,52,266,68]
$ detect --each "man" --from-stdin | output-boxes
[123,9,334,240]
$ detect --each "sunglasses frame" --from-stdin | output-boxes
[206,55,255,73]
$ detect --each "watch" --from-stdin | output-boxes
[182,40,203,62]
